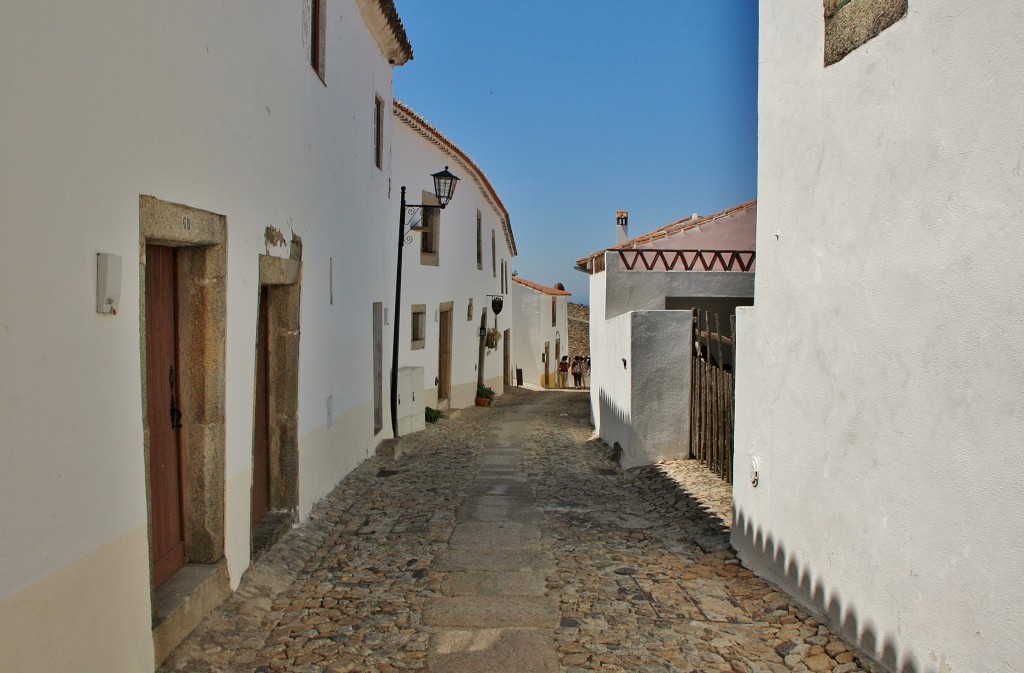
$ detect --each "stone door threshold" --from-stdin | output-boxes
[152,560,230,666]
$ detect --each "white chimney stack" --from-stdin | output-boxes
[616,210,629,244]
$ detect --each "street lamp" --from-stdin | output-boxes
[391,167,459,438]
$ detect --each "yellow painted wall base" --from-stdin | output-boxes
[0,526,155,673]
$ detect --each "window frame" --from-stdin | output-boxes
[411,304,427,350]
[824,0,907,66]
[419,191,440,266]
[476,211,483,270]
[310,0,326,83]
[373,96,384,170]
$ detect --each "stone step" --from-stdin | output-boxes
[455,499,545,524]
[448,521,541,549]
[467,481,535,498]
[422,596,560,628]
[440,570,547,597]
[432,547,554,573]
[426,628,560,673]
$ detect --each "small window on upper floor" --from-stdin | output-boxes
[476,211,483,270]
[824,0,907,66]
[374,96,384,170]
[411,304,426,350]
[551,296,557,327]
[467,298,474,321]
[491,230,497,278]
[310,0,326,82]
[419,191,440,266]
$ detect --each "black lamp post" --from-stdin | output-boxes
[391,167,459,438]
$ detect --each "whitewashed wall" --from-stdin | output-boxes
[509,281,569,388]
[0,1,400,670]
[594,311,692,468]
[603,253,754,321]
[734,2,1024,672]
[588,269,608,428]
[390,113,512,409]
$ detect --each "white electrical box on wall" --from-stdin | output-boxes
[96,252,122,314]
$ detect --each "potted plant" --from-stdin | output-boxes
[475,384,495,407]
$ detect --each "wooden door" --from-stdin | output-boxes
[543,342,550,388]
[145,244,185,587]
[438,307,452,401]
[251,287,271,527]
[503,329,511,386]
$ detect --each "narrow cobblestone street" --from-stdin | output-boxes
[161,388,882,673]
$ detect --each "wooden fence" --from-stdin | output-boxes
[690,310,735,483]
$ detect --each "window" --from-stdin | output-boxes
[467,298,474,321]
[824,0,907,66]
[419,191,440,266]
[373,96,384,170]
[491,230,496,278]
[411,304,426,350]
[476,211,483,270]
[310,0,326,82]
[551,296,557,327]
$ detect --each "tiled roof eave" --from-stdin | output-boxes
[576,199,757,269]
[511,276,571,296]
[393,100,517,257]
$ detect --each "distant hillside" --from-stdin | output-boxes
[568,302,590,356]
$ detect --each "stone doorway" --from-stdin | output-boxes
[139,195,229,663]
[250,251,302,560]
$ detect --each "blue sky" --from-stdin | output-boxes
[392,1,758,303]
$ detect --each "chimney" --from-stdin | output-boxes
[616,211,629,244]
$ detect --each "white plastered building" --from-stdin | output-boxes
[0,1,413,669]
[734,2,1024,671]
[390,101,517,413]
[577,203,756,467]
[509,276,572,388]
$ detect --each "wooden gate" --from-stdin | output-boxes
[690,309,735,483]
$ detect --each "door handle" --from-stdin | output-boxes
[169,366,183,429]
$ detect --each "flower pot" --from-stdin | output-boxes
[475,397,491,407]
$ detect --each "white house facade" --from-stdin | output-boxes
[734,2,1024,672]
[0,1,412,669]
[390,101,517,413]
[509,276,571,388]
[577,203,755,467]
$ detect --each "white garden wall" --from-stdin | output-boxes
[734,2,1024,672]
[595,311,692,469]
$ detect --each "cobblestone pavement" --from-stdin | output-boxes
[161,388,883,673]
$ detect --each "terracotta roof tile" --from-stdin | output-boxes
[575,199,757,269]
[359,0,413,64]
[511,276,571,296]
[394,100,517,257]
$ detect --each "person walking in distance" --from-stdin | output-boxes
[557,356,569,389]
[571,356,583,389]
